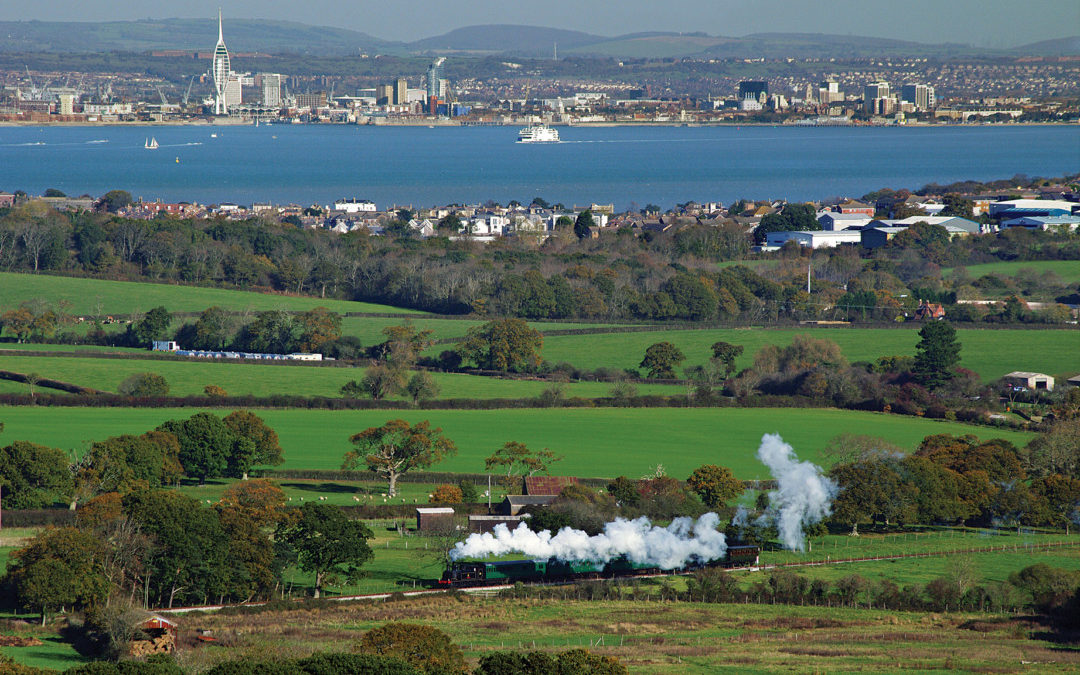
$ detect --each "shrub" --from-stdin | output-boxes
[117,373,169,397]
[429,485,463,504]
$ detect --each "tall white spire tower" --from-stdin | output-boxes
[212,9,231,115]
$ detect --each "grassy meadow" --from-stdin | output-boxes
[170,597,1080,674]
[0,353,683,399]
[0,406,1035,480]
[527,326,1080,381]
[0,272,420,316]
[945,259,1080,284]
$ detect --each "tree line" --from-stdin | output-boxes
[1,200,1076,325]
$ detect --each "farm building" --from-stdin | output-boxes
[468,515,526,533]
[499,495,556,516]
[129,615,176,656]
[415,507,455,532]
[1002,371,1055,391]
[524,476,580,496]
[915,301,946,320]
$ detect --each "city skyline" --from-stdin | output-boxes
[0,0,1077,49]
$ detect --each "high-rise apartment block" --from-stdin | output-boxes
[901,84,935,111]
[260,73,282,107]
[394,79,408,105]
[863,82,890,113]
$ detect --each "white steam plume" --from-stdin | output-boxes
[450,513,728,570]
[756,433,837,551]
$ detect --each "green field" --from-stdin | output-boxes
[0,406,1035,480]
[178,478,511,508]
[337,316,624,345]
[945,260,1080,284]
[0,353,681,399]
[525,326,1080,380]
[0,272,421,316]
[0,635,89,672]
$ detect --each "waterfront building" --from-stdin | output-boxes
[394,78,408,105]
[260,73,282,107]
[901,84,935,111]
[212,11,232,115]
[427,57,446,100]
[863,81,890,113]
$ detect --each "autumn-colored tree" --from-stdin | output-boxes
[216,480,287,598]
[484,441,562,492]
[204,384,228,398]
[357,623,467,673]
[75,491,123,529]
[429,484,463,504]
[344,420,457,497]
[295,306,342,353]
[217,479,287,527]
[378,321,435,370]
[686,465,744,509]
[360,364,407,400]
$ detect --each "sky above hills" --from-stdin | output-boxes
[0,0,1076,48]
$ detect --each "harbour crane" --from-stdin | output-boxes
[182,75,196,106]
[155,85,168,107]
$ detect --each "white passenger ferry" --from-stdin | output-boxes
[517,124,560,143]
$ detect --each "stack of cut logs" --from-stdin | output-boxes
[128,632,175,656]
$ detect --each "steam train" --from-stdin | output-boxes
[439,545,760,588]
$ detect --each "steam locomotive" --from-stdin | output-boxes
[439,545,760,588]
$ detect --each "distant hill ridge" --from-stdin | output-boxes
[0,19,1075,58]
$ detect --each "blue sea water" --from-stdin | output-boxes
[1,123,1077,209]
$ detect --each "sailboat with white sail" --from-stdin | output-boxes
[144,137,159,150]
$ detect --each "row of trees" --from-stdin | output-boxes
[0,411,284,511]
[4,200,1074,326]
[5,484,374,621]
[829,432,1080,533]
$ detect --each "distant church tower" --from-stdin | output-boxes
[212,10,231,115]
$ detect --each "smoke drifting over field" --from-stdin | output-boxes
[755,433,837,551]
[450,512,728,569]
[451,434,835,564]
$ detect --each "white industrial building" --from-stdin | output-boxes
[765,229,863,249]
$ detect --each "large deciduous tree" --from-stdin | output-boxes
[7,527,110,625]
[640,341,685,379]
[0,440,73,509]
[343,420,457,497]
[157,412,236,483]
[457,318,543,373]
[276,502,373,599]
[122,490,229,608]
[687,465,744,509]
[223,410,284,479]
[484,441,562,492]
[710,341,744,378]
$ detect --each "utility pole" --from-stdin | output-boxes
[806,256,812,294]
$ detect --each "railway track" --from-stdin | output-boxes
[155,539,1079,615]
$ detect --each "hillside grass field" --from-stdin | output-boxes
[0,353,682,399]
[527,326,1080,380]
[0,406,1035,480]
[944,259,1080,283]
[0,272,421,316]
[169,596,1080,674]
